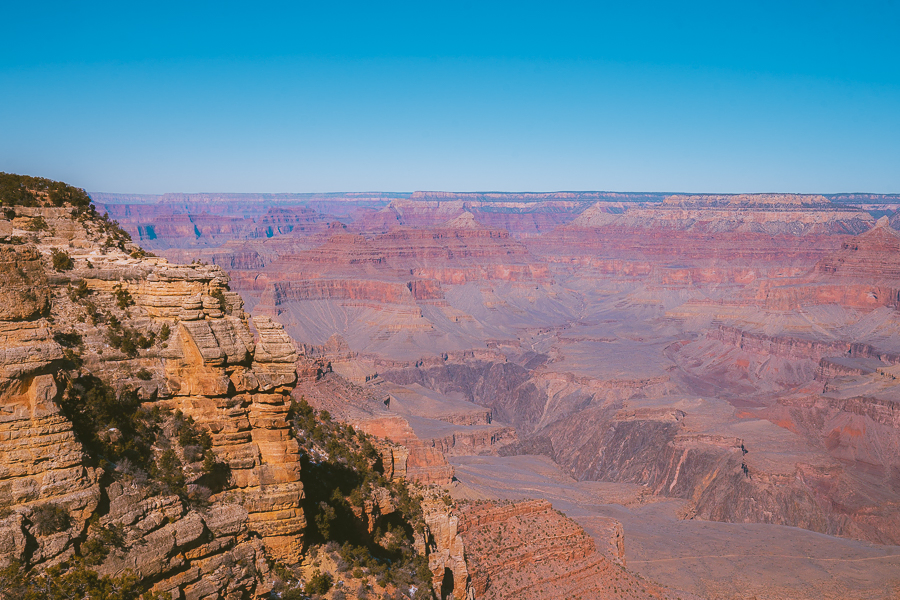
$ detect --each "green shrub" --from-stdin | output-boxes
[27,216,50,232]
[60,375,160,473]
[51,248,73,271]
[31,503,70,536]
[135,368,152,381]
[0,559,170,600]
[0,173,89,209]
[306,570,333,595]
[53,330,83,348]
[67,280,91,300]
[106,318,154,357]
[81,523,126,566]
[151,449,185,497]
[81,300,101,325]
[113,284,134,309]
[62,348,84,369]
[210,288,230,314]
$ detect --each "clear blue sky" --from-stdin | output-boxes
[1,1,898,194]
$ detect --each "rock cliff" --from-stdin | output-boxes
[0,175,305,597]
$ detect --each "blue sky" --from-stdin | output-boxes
[1,1,898,193]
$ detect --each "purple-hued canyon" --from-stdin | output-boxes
[97,189,900,598]
[3,178,900,599]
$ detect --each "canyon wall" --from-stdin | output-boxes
[0,191,306,598]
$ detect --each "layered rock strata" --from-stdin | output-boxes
[0,245,100,569]
[292,366,455,485]
[455,500,676,600]
[0,196,306,597]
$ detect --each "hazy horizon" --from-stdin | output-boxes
[86,189,900,197]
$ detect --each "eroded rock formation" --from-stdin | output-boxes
[454,500,677,600]
[0,183,306,597]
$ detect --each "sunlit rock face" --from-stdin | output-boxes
[0,191,306,597]
[0,243,100,569]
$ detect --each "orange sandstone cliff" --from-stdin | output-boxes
[0,179,305,597]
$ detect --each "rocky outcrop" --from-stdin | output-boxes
[291,366,456,485]
[455,500,676,600]
[817,217,900,280]
[0,245,100,569]
[757,219,900,310]
[96,482,271,599]
[540,400,900,545]
[0,187,307,597]
[248,206,330,239]
[569,195,874,235]
[427,426,518,457]
[158,302,305,564]
[378,354,547,435]
[371,439,410,482]
[419,500,472,600]
[354,416,455,485]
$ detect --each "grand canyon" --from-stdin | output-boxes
[2,175,900,599]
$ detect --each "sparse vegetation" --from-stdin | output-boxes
[26,216,49,232]
[80,521,126,566]
[152,449,186,497]
[30,503,70,536]
[62,348,84,369]
[51,248,73,271]
[67,279,91,301]
[306,570,333,594]
[0,559,169,600]
[280,397,432,596]
[113,284,134,309]
[54,330,83,348]
[210,288,231,314]
[0,173,134,251]
[95,212,132,250]
[130,247,154,259]
[60,375,160,472]
[0,173,92,209]
[81,299,102,325]
[59,376,227,504]
[106,314,154,357]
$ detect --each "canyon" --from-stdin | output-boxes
[1,177,685,600]
[94,188,900,598]
[4,177,900,599]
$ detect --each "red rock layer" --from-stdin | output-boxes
[456,500,676,600]
[756,220,900,310]
[530,226,847,267]
[256,225,550,288]
[341,415,454,486]
[817,220,900,280]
